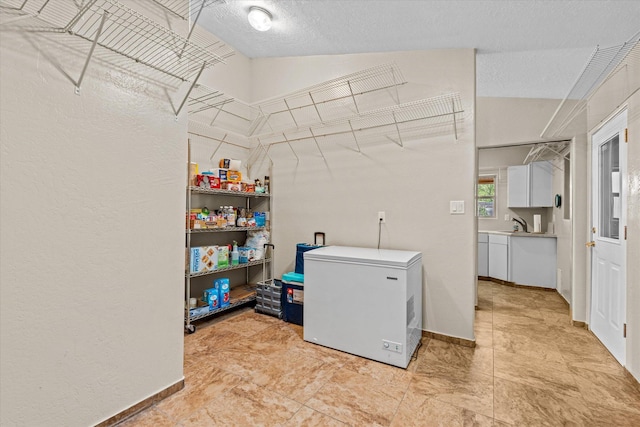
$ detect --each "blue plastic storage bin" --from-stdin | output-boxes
[281,279,304,326]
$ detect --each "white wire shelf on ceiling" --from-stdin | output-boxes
[257,92,464,159]
[187,84,264,137]
[541,30,640,139]
[0,0,233,96]
[251,63,407,136]
[523,141,571,168]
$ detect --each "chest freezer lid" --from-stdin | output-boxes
[303,246,422,268]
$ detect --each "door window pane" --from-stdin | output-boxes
[599,135,620,239]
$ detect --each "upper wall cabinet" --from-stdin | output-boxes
[507,161,553,208]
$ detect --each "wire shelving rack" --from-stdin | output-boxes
[0,0,233,101]
[541,30,640,139]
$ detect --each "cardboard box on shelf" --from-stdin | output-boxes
[189,219,207,229]
[227,170,242,182]
[195,174,221,189]
[209,168,228,181]
[189,246,218,273]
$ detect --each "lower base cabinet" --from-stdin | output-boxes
[488,236,509,281]
[509,236,556,288]
[478,233,488,277]
[481,232,557,289]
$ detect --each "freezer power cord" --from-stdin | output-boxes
[377,217,383,249]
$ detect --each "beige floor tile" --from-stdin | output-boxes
[473,326,493,348]
[409,366,494,418]
[155,367,243,422]
[492,330,566,363]
[252,349,338,403]
[417,339,494,377]
[560,344,627,378]
[121,280,640,426]
[569,366,640,414]
[305,365,407,426]
[340,356,414,397]
[221,311,282,337]
[493,349,580,397]
[180,381,301,427]
[494,377,594,426]
[283,406,347,426]
[475,309,493,325]
[585,402,640,426]
[118,407,175,427]
[390,390,493,427]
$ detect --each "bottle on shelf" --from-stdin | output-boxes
[264,176,270,193]
[227,206,236,227]
[231,241,239,266]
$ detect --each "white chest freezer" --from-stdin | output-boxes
[303,246,422,368]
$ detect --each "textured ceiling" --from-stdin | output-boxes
[196,0,640,99]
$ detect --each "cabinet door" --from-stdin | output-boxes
[489,242,508,281]
[478,242,488,276]
[530,161,553,207]
[508,165,529,208]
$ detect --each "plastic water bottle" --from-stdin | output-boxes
[227,206,236,228]
[231,241,239,266]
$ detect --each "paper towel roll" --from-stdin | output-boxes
[229,159,242,170]
[534,214,542,233]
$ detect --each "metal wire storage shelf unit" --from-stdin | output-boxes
[251,63,407,136]
[187,293,257,322]
[0,0,233,84]
[186,258,271,278]
[187,226,266,234]
[541,30,640,139]
[189,186,271,197]
[258,92,464,155]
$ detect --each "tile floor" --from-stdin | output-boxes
[122,280,640,426]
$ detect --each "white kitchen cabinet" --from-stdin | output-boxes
[507,165,529,208]
[488,234,508,281]
[509,236,557,288]
[507,161,553,208]
[478,233,488,277]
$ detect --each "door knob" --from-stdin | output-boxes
[586,241,596,247]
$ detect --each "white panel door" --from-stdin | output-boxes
[590,110,627,365]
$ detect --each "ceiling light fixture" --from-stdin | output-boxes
[247,6,272,32]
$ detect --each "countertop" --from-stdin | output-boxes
[479,230,557,238]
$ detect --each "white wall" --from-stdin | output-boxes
[624,91,640,382]
[477,97,562,147]
[571,135,589,323]
[551,154,572,302]
[0,10,186,427]
[250,50,477,341]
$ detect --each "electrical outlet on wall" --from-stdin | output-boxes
[378,211,386,223]
[504,214,510,221]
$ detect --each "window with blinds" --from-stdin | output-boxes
[478,175,496,218]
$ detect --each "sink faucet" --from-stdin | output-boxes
[512,217,528,232]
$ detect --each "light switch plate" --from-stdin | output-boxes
[504,214,510,221]
[450,200,464,214]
